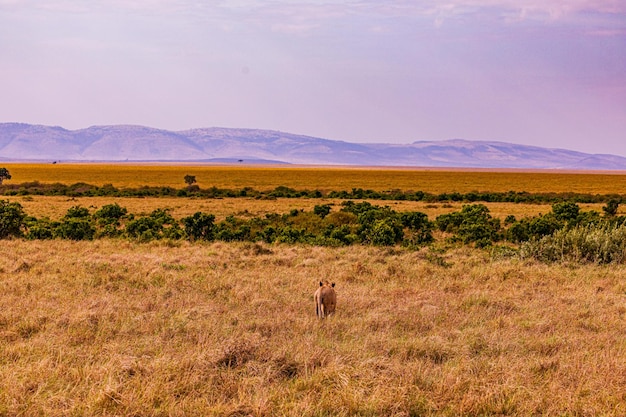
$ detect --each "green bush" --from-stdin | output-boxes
[94,203,127,224]
[340,200,371,215]
[603,199,620,217]
[504,215,517,225]
[313,204,332,218]
[0,200,26,238]
[125,209,180,241]
[528,214,562,237]
[505,221,529,243]
[25,217,56,240]
[321,224,358,246]
[365,218,404,246]
[55,218,95,240]
[96,224,124,238]
[342,202,402,244]
[275,226,307,244]
[182,212,216,241]
[64,205,90,219]
[435,211,464,233]
[93,203,128,237]
[260,226,277,243]
[459,221,500,247]
[551,202,580,224]
[436,204,500,246]
[401,211,434,246]
[215,216,253,242]
[126,217,161,241]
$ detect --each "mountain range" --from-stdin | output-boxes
[1,123,625,170]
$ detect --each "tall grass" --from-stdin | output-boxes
[1,240,626,415]
[520,224,626,264]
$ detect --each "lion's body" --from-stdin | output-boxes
[314,281,336,319]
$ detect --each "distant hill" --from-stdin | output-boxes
[1,123,625,170]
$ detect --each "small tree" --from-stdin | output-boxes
[0,167,11,185]
[0,200,26,238]
[184,175,197,188]
[313,204,332,219]
[603,199,620,217]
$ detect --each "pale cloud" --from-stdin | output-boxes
[271,23,320,35]
[417,0,626,16]
[586,29,626,36]
[210,0,626,34]
[4,0,625,15]
[3,1,624,28]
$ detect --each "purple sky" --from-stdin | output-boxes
[1,1,625,156]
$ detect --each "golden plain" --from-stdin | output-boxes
[2,164,626,415]
[5,163,626,194]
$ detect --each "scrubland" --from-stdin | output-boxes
[1,239,625,416]
[5,195,616,225]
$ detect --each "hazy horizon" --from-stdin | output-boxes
[1,1,625,156]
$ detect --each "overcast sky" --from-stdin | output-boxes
[1,1,625,155]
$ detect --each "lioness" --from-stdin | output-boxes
[314,281,336,319]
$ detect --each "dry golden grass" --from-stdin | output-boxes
[5,163,626,194]
[3,163,626,415]
[1,240,625,416]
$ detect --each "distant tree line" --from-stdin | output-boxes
[2,198,626,264]
[1,181,624,204]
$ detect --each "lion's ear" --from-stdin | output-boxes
[319,281,323,287]
[331,282,335,287]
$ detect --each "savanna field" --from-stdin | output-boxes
[1,164,626,416]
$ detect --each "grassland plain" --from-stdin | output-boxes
[5,163,626,194]
[4,163,625,223]
[1,240,626,416]
[2,164,626,416]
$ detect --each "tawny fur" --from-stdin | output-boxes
[314,281,336,318]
